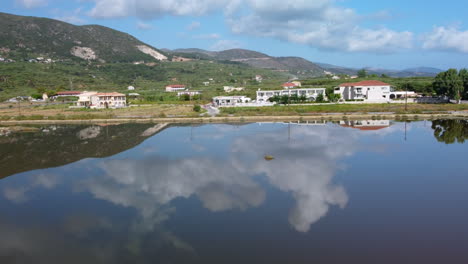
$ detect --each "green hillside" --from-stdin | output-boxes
[0,12,166,62]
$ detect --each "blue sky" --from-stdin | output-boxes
[3,0,468,70]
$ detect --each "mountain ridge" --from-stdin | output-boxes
[0,12,167,63]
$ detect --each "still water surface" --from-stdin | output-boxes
[0,120,467,263]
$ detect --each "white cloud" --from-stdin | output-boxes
[226,1,413,53]
[85,0,413,53]
[88,0,227,18]
[210,39,242,51]
[137,21,154,30]
[186,21,201,31]
[193,33,221,39]
[423,26,468,53]
[15,0,47,9]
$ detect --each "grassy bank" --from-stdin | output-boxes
[220,103,468,116]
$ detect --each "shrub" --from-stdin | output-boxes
[193,104,201,112]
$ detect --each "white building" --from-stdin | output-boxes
[256,88,326,103]
[127,86,135,90]
[224,86,245,93]
[255,75,263,82]
[177,90,201,97]
[213,96,251,107]
[334,80,415,102]
[166,85,186,92]
[282,82,298,89]
[340,120,391,131]
[77,92,126,109]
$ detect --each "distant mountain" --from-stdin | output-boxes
[402,67,443,74]
[317,62,443,77]
[0,12,167,62]
[170,48,325,77]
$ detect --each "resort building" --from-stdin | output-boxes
[334,80,416,102]
[166,85,186,92]
[77,92,126,109]
[213,96,252,107]
[256,88,326,103]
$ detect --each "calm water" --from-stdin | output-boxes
[0,120,467,264]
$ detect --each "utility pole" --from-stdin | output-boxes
[405,83,408,112]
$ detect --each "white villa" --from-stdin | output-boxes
[282,82,298,89]
[224,86,245,93]
[213,96,252,107]
[166,85,186,92]
[340,120,391,131]
[77,92,126,109]
[256,88,326,103]
[334,80,416,102]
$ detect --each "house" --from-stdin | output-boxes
[255,75,263,82]
[127,86,135,90]
[291,81,302,87]
[77,92,126,108]
[224,86,245,93]
[77,92,97,107]
[166,85,186,92]
[177,90,201,97]
[282,82,297,89]
[256,88,326,102]
[213,96,251,107]
[334,80,415,102]
[203,82,210,86]
[332,76,341,80]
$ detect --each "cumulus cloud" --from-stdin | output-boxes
[86,0,413,53]
[226,1,413,53]
[15,0,47,9]
[210,39,243,51]
[422,26,468,53]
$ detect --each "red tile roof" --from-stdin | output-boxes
[339,80,390,87]
[282,82,297,87]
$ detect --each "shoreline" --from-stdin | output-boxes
[1,112,468,125]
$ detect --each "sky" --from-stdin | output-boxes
[3,0,468,70]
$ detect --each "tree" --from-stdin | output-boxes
[357,69,368,78]
[459,68,468,99]
[316,94,324,103]
[433,69,463,103]
[193,104,201,112]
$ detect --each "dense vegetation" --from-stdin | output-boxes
[0,60,288,101]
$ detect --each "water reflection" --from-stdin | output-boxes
[1,120,467,263]
[431,119,468,144]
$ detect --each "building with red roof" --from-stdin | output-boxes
[282,82,297,89]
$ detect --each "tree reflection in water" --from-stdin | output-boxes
[432,119,468,144]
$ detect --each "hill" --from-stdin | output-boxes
[317,62,443,77]
[0,12,167,63]
[171,48,326,77]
